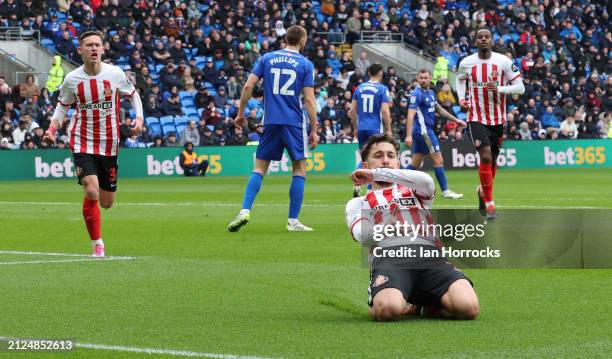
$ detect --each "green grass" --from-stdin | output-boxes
[0,168,611,358]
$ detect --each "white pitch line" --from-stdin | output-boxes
[0,201,607,209]
[0,257,133,265]
[0,250,133,259]
[0,337,272,359]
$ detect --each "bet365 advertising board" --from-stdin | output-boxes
[0,140,609,180]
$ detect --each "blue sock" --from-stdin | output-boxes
[241,172,263,210]
[288,175,305,219]
[434,166,448,192]
[407,164,416,170]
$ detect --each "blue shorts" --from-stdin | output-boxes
[358,130,380,149]
[412,132,440,154]
[256,124,307,161]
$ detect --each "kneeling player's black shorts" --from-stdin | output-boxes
[468,121,504,152]
[73,153,118,192]
[368,246,472,307]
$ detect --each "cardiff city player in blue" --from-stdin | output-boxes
[405,69,465,199]
[348,63,392,197]
[227,25,319,232]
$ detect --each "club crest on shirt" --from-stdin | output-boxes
[490,70,498,81]
[104,87,112,96]
[372,275,389,287]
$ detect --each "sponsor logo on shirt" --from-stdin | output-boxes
[79,101,113,111]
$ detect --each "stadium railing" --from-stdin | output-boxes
[359,31,403,43]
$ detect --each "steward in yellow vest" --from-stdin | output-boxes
[179,142,209,176]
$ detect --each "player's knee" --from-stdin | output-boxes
[455,300,479,320]
[372,300,403,322]
[83,186,99,200]
[100,201,113,209]
[480,154,493,164]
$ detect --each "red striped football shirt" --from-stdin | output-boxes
[57,63,136,156]
[457,52,522,126]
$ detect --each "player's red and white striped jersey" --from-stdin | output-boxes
[457,52,521,126]
[345,183,434,245]
[57,63,136,156]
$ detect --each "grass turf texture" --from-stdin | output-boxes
[0,168,611,358]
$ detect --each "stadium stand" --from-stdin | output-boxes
[0,0,610,150]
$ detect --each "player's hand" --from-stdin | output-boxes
[459,99,470,112]
[486,82,498,93]
[350,169,374,186]
[131,116,143,136]
[43,126,57,145]
[234,115,247,130]
[309,131,319,150]
[404,135,413,147]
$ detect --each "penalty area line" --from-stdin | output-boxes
[0,257,134,265]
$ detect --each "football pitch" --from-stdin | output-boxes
[1,168,611,358]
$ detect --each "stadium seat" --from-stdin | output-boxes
[197,108,204,117]
[41,38,54,47]
[145,117,159,126]
[182,98,195,107]
[176,124,187,136]
[159,116,174,125]
[185,108,198,118]
[148,122,162,137]
[457,112,467,120]
[179,91,193,101]
[174,116,188,126]
[162,123,176,136]
[452,105,461,115]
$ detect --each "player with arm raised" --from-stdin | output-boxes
[405,69,465,199]
[348,63,392,197]
[227,25,319,232]
[346,134,479,321]
[42,31,144,257]
[456,26,524,219]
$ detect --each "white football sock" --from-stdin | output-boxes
[239,209,250,215]
[288,218,299,225]
[92,239,104,246]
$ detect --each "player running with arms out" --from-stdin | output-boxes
[348,63,392,197]
[456,26,525,219]
[346,134,479,322]
[405,69,465,200]
[43,31,144,257]
[228,25,319,232]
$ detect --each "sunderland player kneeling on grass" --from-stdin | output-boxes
[43,31,144,258]
[345,134,479,321]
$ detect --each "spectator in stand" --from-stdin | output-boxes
[200,126,215,146]
[181,120,200,146]
[19,75,39,99]
[153,41,172,64]
[163,94,183,117]
[56,31,76,60]
[228,126,248,146]
[144,94,163,118]
[540,106,561,133]
[354,52,371,74]
[11,120,28,147]
[164,132,180,147]
[560,116,578,139]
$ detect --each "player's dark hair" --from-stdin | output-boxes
[367,64,384,77]
[475,26,492,37]
[78,30,104,44]
[285,25,306,46]
[417,68,431,75]
[360,134,400,161]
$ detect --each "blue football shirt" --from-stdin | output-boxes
[352,81,391,132]
[409,86,437,135]
[251,49,315,128]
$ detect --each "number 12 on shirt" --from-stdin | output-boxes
[271,68,296,96]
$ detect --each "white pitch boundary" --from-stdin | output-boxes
[0,250,135,265]
[0,201,606,209]
[0,337,272,359]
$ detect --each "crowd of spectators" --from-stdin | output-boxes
[0,0,610,150]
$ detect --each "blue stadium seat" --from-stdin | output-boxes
[197,108,204,117]
[176,124,187,137]
[155,64,164,73]
[41,38,54,47]
[145,117,159,126]
[159,116,174,125]
[206,125,214,132]
[182,98,194,107]
[452,105,461,115]
[148,122,162,137]
[162,124,176,136]
[179,91,193,101]
[185,108,198,118]
[129,109,136,119]
[174,116,189,126]
[457,112,467,120]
